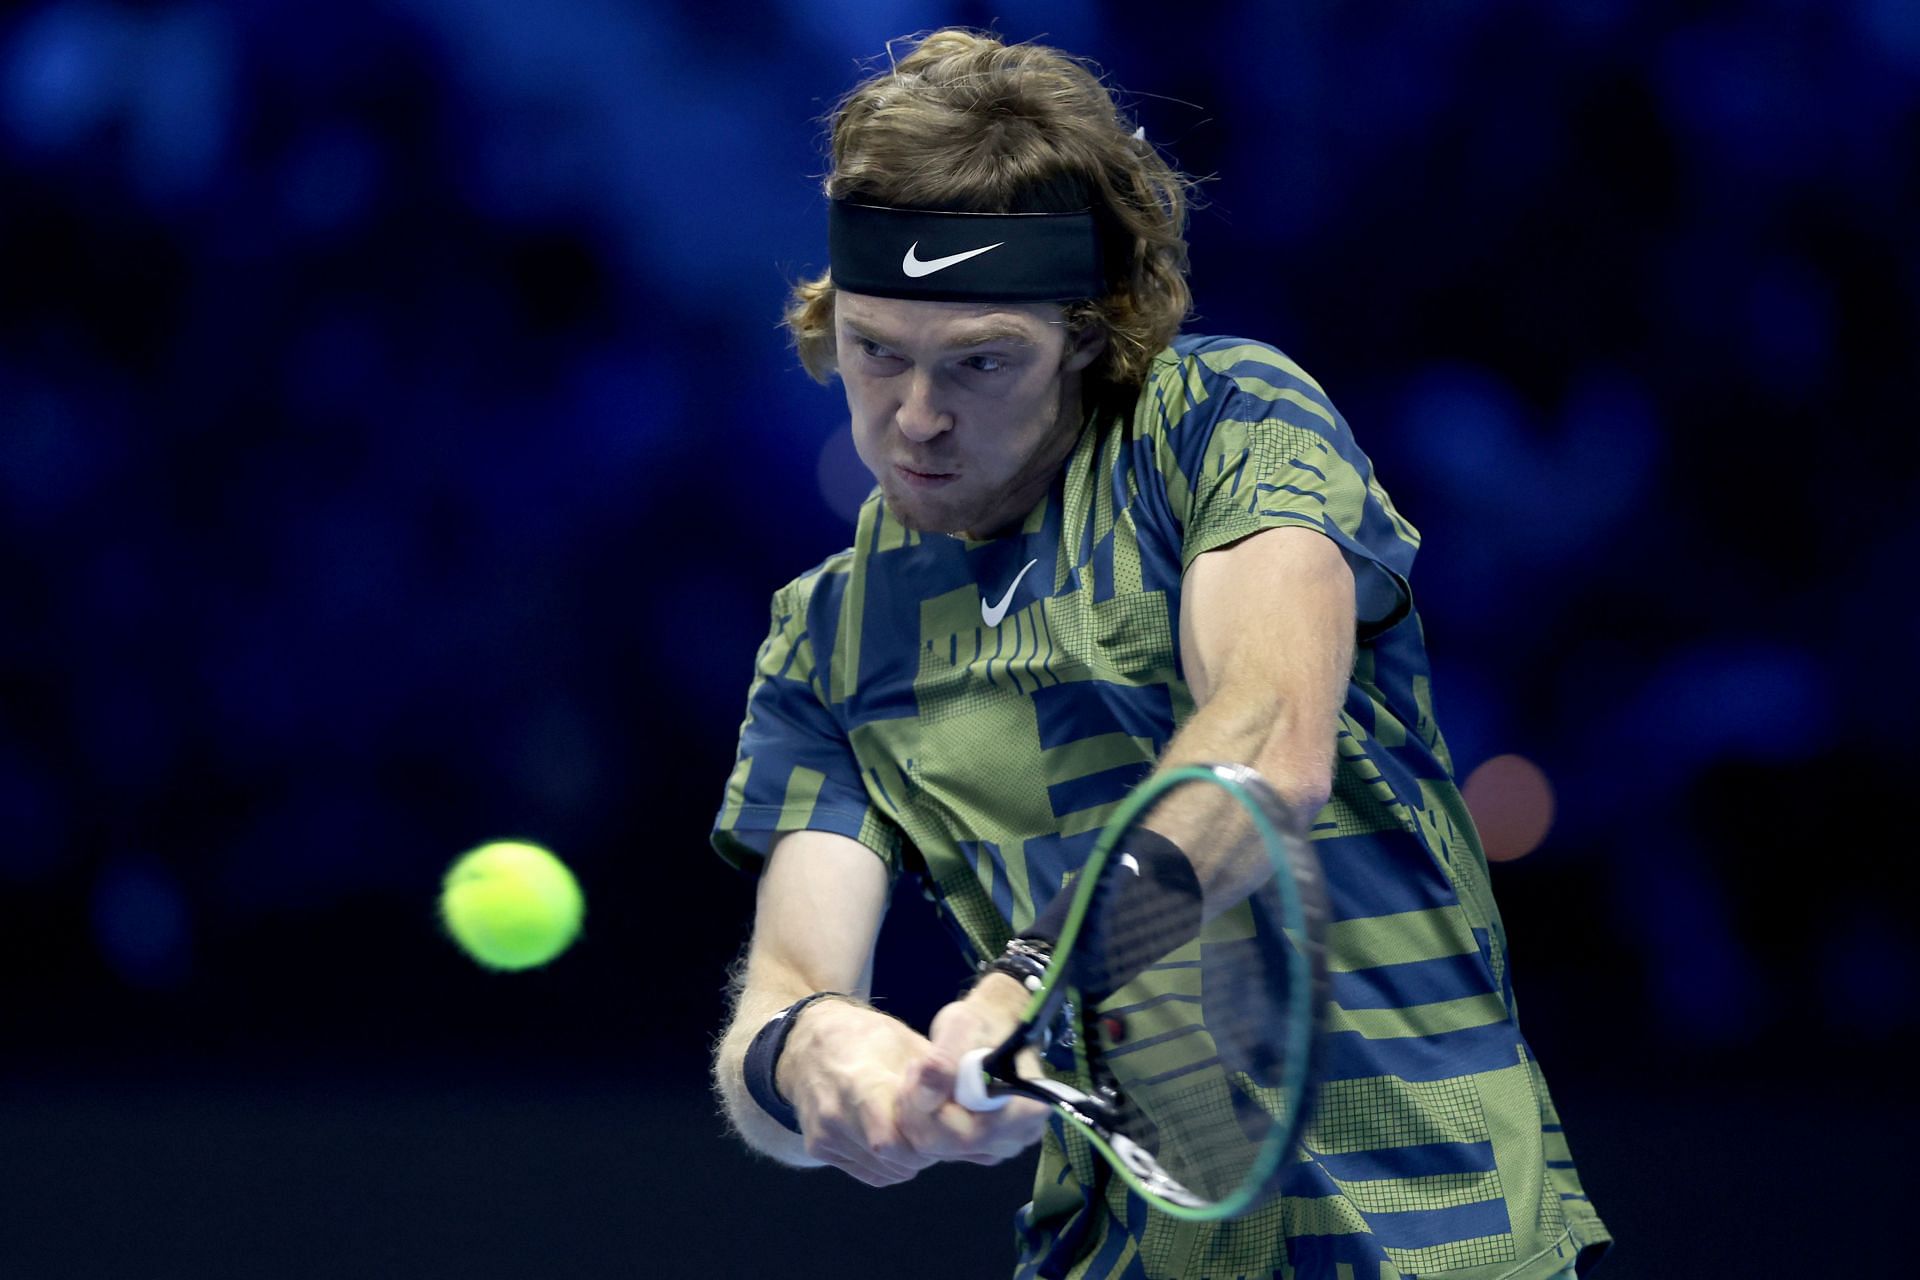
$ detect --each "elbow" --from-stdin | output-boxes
[1287,780,1332,837]
[1252,764,1330,838]
[1297,763,1334,817]
[1250,720,1336,834]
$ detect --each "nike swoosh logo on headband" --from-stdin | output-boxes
[902,240,1006,277]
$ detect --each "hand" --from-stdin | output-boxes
[776,998,946,1187]
[893,974,1051,1165]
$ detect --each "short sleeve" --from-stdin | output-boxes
[709,578,903,876]
[1153,340,1420,636]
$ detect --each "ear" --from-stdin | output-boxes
[1061,323,1108,375]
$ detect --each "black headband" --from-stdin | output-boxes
[828,200,1107,302]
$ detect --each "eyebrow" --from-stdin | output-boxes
[843,319,1041,351]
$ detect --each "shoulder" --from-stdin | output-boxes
[1127,336,1351,495]
[1134,334,1340,437]
[765,544,858,626]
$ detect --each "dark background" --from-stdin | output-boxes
[2,1,1915,1276]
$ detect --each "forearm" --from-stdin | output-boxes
[713,829,891,1166]
[1143,659,1347,918]
[1168,526,1355,843]
[1157,679,1339,827]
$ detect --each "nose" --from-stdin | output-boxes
[894,370,952,443]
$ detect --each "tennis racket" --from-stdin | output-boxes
[954,762,1329,1220]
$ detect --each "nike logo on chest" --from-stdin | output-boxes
[981,558,1040,627]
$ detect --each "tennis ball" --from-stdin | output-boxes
[439,840,584,971]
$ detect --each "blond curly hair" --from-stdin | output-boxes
[785,29,1195,397]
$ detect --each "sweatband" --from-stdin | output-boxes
[742,991,846,1134]
[1019,828,1203,998]
[829,200,1107,302]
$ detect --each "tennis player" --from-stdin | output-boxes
[710,29,1611,1280]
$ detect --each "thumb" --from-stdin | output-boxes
[906,1051,955,1111]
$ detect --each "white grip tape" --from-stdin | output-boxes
[954,1047,1008,1111]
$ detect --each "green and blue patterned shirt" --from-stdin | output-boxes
[714,336,1610,1280]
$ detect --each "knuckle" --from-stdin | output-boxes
[863,1120,901,1157]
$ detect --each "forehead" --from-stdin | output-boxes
[835,291,1062,345]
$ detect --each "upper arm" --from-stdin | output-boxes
[712,571,904,878]
[1179,526,1356,709]
[744,829,892,1001]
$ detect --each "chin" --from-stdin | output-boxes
[882,486,972,536]
[883,499,955,535]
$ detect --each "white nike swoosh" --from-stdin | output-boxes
[981,558,1040,627]
[902,240,1006,278]
[1118,853,1141,876]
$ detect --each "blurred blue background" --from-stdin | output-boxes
[1,0,1915,1275]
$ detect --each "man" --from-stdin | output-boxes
[710,28,1611,1280]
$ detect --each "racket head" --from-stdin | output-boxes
[1055,762,1330,1220]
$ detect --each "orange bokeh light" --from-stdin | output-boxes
[1461,754,1556,862]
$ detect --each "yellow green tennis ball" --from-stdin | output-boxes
[439,841,584,971]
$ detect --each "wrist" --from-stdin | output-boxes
[744,991,849,1134]
[968,969,1031,1016]
[963,938,1058,1053]
[772,994,845,1101]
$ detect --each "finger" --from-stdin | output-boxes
[973,1101,1051,1158]
[901,1050,955,1114]
[817,1122,930,1185]
[946,1089,1046,1132]
[1003,1095,1050,1126]
[896,1102,1048,1165]
[897,1091,974,1158]
[894,1104,945,1157]
[819,1143,918,1187]
[860,1094,940,1177]
[806,1126,911,1186]
[805,1102,929,1186]
[926,1097,1046,1158]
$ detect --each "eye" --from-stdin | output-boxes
[855,337,900,361]
[961,353,1009,374]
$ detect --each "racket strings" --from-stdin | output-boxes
[1038,770,1325,1214]
[1073,869,1204,1001]
[1087,850,1309,1205]
[1120,1071,1289,1201]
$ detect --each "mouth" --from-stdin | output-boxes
[894,463,958,489]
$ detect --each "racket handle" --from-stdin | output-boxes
[954,1047,1009,1111]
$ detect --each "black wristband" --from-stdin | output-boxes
[742,992,845,1135]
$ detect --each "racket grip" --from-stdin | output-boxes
[954,1047,1009,1112]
